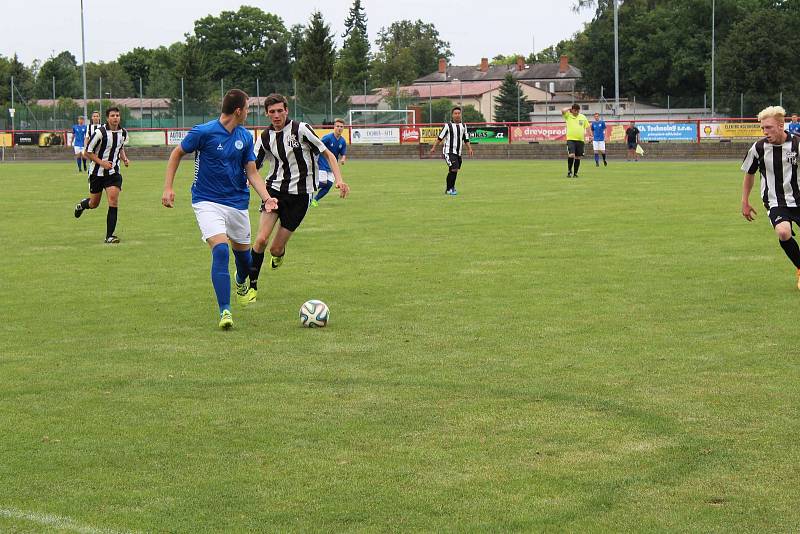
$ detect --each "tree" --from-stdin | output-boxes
[295,11,337,112]
[118,47,154,92]
[423,98,485,123]
[145,44,182,97]
[33,51,81,99]
[193,6,290,91]
[494,73,533,122]
[371,20,451,86]
[84,61,134,99]
[336,0,371,93]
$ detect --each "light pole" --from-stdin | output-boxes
[613,0,620,117]
[80,0,88,123]
[711,0,715,117]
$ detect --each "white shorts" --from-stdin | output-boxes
[192,201,251,244]
[318,170,333,183]
[592,141,606,151]
[73,146,84,155]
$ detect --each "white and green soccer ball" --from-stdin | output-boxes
[300,300,329,328]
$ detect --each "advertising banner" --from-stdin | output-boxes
[420,126,441,144]
[167,130,188,146]
[351,127,400,144]
[469,126,508,144]
[38,132,64,146]
[510,124,569,142]
[700,122,762,139]
[13,132,37,146]
[400,127,420,144]
[127,131,165,146]
[312,128,351,144]
[636,122,697,141]
[0,133,12,147]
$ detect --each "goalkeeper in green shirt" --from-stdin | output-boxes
[562,104,590,178]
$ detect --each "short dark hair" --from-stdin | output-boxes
[265,93,289,110]
[571,104,580,111]
[222,89,249,114]
[451,106,462,114]
[106,107,120,117]
[333,118,345,125]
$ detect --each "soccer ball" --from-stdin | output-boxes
[300,300,329,328]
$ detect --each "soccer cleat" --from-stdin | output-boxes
[566,172,572,178]
[239,287,257,304]
[74,204,84,218]
[271,254,284,269]
[310,199,319,207]
[573,174,580,178]
[104,236,120,244]
[219,309,233,329]
[450,189,458,195]
[596,161,600,167]
[604,160,608,167]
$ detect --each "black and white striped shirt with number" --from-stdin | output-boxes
[741,132,800,208]
[86,126,128,178]
[255,120,328,195]
[437,122,470,155]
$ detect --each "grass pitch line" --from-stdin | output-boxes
[0,507,136,534]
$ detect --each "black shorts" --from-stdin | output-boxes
[768,206,800,229]
[627,141,637,149]
[444,153,462,171]
[260,188,310,232]
[89,172,122,194]
[566,140,585,157]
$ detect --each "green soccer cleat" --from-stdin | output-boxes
[219,309,234,329]
[238,287,257,305]
[271,254,284,269]
[310,199,319,207]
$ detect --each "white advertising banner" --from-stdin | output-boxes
[351,127,400,144]
[167,130,189,146]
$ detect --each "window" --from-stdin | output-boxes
[581,105,589,110]
[548,106,556,111]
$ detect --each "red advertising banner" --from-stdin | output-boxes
[400,127,420,144]
[510,124,627,143]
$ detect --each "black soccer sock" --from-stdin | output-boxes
[574,159,581,174]
[250,249,265,290]
[106,207,118,238]
[446,171,456,191]
[79,198,91,210]
[602,153,607,162]
[567,158,574,173]
[779,238,800,268]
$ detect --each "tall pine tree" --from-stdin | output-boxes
[336,0,370,94]
[494,73,533,122]
[295,11,336,116]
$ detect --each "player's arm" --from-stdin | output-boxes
[85,132,112,170]
[120,147,129,166]
[244,161,278,210]
[339,142,347,165]
[322,150,350,198]
[464,128,474,156]
[742,173,757,221]
[561,107,572,115]
[162,146,186,208]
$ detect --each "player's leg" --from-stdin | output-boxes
[566,142,575,177]
[313,172,333,205]
[250,207,280,292]
[74,146,83,171]
[449,156,462,194]
[268,193,309,268]
[593,142,600,166]
[193,202,235,327]
[74,180,103,218]
[104,183,121,243]
[573,142,584,177]
[773,217,800,288]
[227,207,256,305]
[443,153,456,193]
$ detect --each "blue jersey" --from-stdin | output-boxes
[789,122,800,135]
[590,120,606,141]
[72,124,87,147]
[180,120,256,210]
[318,132,347,172]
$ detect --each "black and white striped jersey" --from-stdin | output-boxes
[437,122,470,156]
[85,122,103,146]
[742,132,800,208]
[86,126,128,177]
[255,120,328,195]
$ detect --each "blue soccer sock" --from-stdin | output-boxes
[594,153,600,164]
[76,157,83,171]
[315,181,333,201]
[232,248,252,285]
[211,243,231,314]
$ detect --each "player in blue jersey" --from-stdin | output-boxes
[789,114,800,136]
[311,118,348,207]
[71,116,88,172]
[162,89,278,330]
[590,112,607,167]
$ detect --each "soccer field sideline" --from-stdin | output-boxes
[1,159,799,531]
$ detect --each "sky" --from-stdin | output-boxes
[3,1,594,67]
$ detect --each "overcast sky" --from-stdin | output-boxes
[3,1,593,67]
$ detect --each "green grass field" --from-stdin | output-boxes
[1,158,799,532]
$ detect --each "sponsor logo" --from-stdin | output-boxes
[787,151,797,165]
[401,128,419,142]
[217,143,224,150]
[287,134,301,148]
[235,140,244,150]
